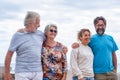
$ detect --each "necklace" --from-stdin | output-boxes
[44,41,56,53]
[45,40,56,47]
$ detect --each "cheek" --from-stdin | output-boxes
[36,20,39,25]
[103,27,106,29]
[37,22,40,26]
[46,32,50,36]
[95,28,98,31]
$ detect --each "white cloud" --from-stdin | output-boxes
[0,0,120,73]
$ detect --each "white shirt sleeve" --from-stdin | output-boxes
[70,48,83,79]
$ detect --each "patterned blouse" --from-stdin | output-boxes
[42,42,67,80]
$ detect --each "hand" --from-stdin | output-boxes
[4,73,13,80]
[61,72,67,80]
[62,46,68,54]
[61,77,66,80]
[71,42,79,48]
[79,77,84,80]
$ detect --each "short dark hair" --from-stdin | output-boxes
[93,16,106,26]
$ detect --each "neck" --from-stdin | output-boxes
[45,39,56,47]
[46,38,55,44]
[81,42,88,46]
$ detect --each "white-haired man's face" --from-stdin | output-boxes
[30,17,40,32]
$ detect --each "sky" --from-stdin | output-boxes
[0,0,120,71]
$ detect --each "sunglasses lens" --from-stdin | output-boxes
[54,30,57,33]
[50,29,53,32]
[50,29,57,33]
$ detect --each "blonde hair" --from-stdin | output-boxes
[77,28,91,41]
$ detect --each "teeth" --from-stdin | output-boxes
[50,34,55,37]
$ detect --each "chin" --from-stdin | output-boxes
[97,29,105,35]
[97,32,104,35]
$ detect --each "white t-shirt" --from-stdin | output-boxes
[70,43,94,79]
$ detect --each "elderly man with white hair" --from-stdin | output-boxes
[4,11,45,80]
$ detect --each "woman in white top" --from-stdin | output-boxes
[70,29,94,80]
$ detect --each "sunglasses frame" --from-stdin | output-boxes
[49,29,57,33]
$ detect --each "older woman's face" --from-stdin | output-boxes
[46,26,57,39]
[80,31,90,45]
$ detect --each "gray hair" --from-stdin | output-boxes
[44,24,57,33]
[93,16,106,26]
[24,11,40,26]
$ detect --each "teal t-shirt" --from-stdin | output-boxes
[89,34,118,74]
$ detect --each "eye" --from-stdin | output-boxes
[84,34,88,37]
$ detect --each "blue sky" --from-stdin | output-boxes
[0,0,120,71]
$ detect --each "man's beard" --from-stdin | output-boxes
[96,28,105,36]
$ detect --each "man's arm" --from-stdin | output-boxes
[112,52,117,70]
[4,50,14,80]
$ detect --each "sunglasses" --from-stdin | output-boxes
[49,29,57,33]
